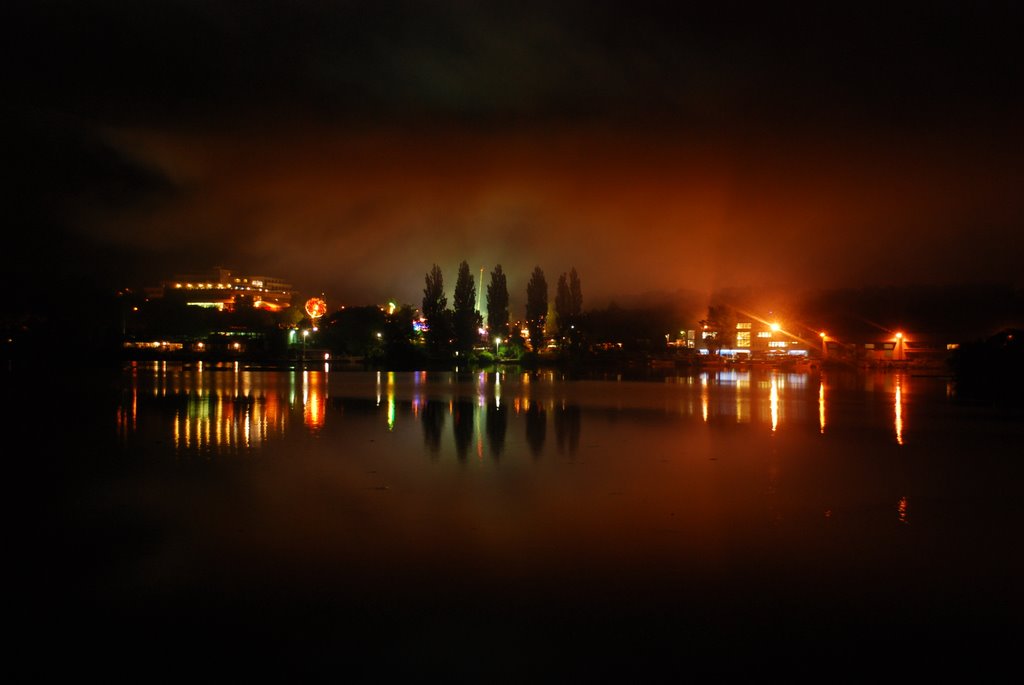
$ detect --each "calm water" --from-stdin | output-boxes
[10,362,1024,679]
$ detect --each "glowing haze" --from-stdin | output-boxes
[5,2,1022,312]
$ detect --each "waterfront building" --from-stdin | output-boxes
[154,267,294,311]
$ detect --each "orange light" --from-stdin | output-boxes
[895,332,903,339]
[770,322,781,332]
[819,331,826,338]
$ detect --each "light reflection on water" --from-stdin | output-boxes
[20,361,1024,678]
[116,362,921,458]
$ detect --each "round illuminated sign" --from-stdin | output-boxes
[305,297,327,319]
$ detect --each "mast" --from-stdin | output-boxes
[477,267,484,313]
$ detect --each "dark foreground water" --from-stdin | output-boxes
[8,362,1024,680]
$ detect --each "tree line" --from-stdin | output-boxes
[422,261,583,357]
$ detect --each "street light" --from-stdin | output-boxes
[819,331,827,358]
[302,329,309,362]
[494,337,502,358]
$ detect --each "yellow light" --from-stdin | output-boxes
[819,331,827,338]
[770,322,781,332]
[895,332,903,339]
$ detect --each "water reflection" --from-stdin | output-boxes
[769,373,780,433]
[452,398,475,461]
[114,364,927,460]
[895,373,905,445]
[525,399,546,458]
[421,399,446,456]
[302,370,326,430]
[819,380,826,434]
[486,399,507,458]
[29,360,1024,679]
[554,403,581,455]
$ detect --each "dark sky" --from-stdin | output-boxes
[5,1,1023,313]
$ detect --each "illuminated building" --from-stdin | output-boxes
[696,317,809,360]
[155,267,294,311]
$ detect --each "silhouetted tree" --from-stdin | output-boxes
[526,266,548,352]
[569,267,583,318]
[486,264,509,342]
[700,304,736,353]
[320,305,386,357]
[555,272,571,343]
[568,267,584,349]
[383,304,418,366]
[453,260,481,353]
[422,264,451,355]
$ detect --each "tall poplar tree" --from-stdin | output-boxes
[569,267,583,318]
[453,260,480,353]
[525,266,548,352]
[568,267,583,349]
[554,272,571,341]
[486,264,509,340]
[422,264,450,354]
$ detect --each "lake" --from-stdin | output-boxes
[9,361,1023,680]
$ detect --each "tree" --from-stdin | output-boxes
[453,260,480,353]
[553,267,583,348]
[383,304,418,366]
[700,304,736,353]
[569,267,583,318]
[422,264,450,354]
[568,267,583,349]
[486,264,509,341]
[554,272,571,343]
[525,266,548,352]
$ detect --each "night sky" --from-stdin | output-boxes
[6,1,1023,313]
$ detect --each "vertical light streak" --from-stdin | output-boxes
[386,371,396,431]
[818,379,826,434]
[244,409,251,448]
[897,496,909,524]
[700,372,709,423]
[894,374,904,445]
[770,373,779,433]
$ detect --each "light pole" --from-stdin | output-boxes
[302,329,309,363]
[494,337,502,358]
[819,331,827,359]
